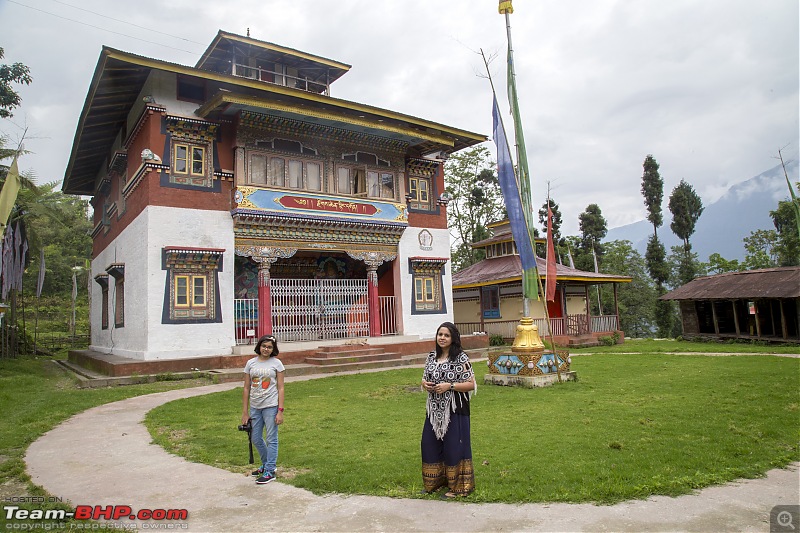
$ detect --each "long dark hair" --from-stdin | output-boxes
[254,335,280,357]
[434,322,462,362]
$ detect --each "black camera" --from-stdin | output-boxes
[239,418,254,464]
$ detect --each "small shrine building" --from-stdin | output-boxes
[452,221,632,346]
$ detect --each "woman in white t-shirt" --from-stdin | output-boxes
[241,334,285,484]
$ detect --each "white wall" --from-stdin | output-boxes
[397,226,454,339]
[90,206,234,360]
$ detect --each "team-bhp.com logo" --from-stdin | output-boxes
[4,504,189,529]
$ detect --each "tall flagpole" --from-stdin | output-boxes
[501,1,539,316]
[499,1,562,379]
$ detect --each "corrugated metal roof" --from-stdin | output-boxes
[452,254,631,288]
[661,266,800,300]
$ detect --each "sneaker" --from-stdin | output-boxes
[251,467,265,477]
[255,472,275,484]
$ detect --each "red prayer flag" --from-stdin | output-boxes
[545,206,557,302]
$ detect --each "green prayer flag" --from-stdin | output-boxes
[0,155,22,230]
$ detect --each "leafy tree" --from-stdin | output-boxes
[743,229,779,269]
[19,182,92,295]
[771,195,800,266]
[641,155,664,237]
[706,253,741,274]
[0,47,32,118]
[601,240,656,337]
[444,147,505,271]
[666,245,704,289]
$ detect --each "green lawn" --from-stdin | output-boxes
[572,337,800,354]
[0,355,212,523]
[145,352,800,504]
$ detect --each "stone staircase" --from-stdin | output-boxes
[63,335,489,387]
[300,344,424,374]
[567,334,601,348]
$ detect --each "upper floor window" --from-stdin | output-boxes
[165,116,216,188]
[408,176,430,210]
[336,164,395,199]
[177,75,205,103]
[249,153,323,192]
[174,144,205,176]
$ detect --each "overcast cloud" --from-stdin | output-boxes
[1,0,797,235]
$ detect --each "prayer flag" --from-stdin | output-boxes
[503,10,538,300]
[592,245,603,315]
[545,205,557,302]
[567,243,575,269]
[72,271,78,302]
[0,155,21,230]
[492,95,538,299]
[36,249,45,298]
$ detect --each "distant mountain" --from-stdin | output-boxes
[606,160,799,261]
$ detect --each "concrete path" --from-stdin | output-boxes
[26,377,799,533]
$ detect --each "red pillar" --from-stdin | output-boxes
[257,259,273,336]
[367,267,380,336]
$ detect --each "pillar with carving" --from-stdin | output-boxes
[366,264,381,336]
[253,256,277,336]
[347,250,396,337]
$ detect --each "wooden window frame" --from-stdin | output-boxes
[337,162,396,200]
[114,277,124,327]
[173,274,207,310]
[408,176,431,210]
[481,286,501,319]
[173,143,206,177]
[101,287,109,330]
[248,151,324,192]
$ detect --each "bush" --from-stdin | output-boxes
[489,334,506,346]
[597,332,622,346]
[598,336,616,346]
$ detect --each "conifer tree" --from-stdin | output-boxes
[640,155,672,337]
[668,179,704,285]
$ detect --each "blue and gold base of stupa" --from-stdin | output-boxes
[484,317,577,388]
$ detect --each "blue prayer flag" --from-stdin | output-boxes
[492,96,537,279]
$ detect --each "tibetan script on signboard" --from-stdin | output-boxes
[278,195,378,216]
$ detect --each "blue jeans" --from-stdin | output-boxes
[249,405,278,474]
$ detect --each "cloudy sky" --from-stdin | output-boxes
[1,0,798,235]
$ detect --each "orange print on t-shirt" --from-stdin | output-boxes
[261,379,270,389]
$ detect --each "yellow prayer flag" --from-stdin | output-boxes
[499,0,514,14]
[0,155,22,229]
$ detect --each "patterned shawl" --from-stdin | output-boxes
[423,351,475,440]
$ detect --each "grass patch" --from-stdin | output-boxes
[0,355,212,525]
[571,338,800,354]
[145,353,800,504]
